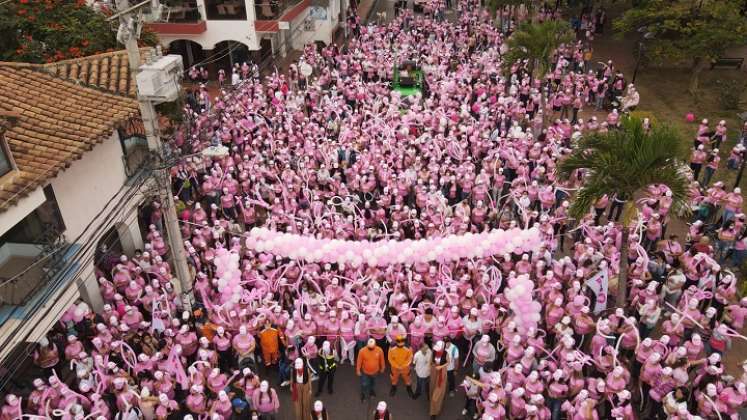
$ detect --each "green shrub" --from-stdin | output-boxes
[715,78,747,110]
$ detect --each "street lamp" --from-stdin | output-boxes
[631,26,655,84]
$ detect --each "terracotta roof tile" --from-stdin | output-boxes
[40,48,155,98]
[0,63,139,212]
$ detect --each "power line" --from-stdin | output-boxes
[0,171,152,390]
[0,200,145,391]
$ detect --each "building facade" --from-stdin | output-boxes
[146,0,347,73]
[0,53,153,366]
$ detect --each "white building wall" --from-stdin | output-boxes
[0,132,151,362]
[304,0,342,46]
[157,0,260,50]
[50,132,128,239]
[290,8,314,50]
[158,20,261,51]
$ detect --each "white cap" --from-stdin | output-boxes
[314,400,324,411]
[376,401,387,411]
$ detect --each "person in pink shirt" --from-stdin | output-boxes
[185,384,207,415]
[156,394,179,420]
[722,187,743,223]
[690,144,708,181]
[252,380,280,417]
[209,390,233,418]
[702,149,720,186]
[233,326,256,366]
[1,395,22,420]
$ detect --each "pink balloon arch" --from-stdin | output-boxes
[244,227,543,267]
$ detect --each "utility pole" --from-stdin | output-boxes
[112,0,193,309]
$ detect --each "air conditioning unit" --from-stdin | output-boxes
[135,55,184,103]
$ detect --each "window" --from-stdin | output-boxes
[0,186,65,247]
[255,0,302,20]
[0,134,13,177]
[118,118,150,178]
[204,0,247,20]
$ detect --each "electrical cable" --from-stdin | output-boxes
[0,157,183,386]
[0,199,146,392]
[0,0,364,387]
[181,42,242,75]
[0,173,149,337]
[0,165,72,212]
[0,170,152,387]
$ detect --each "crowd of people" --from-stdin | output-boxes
[3,0,747,419]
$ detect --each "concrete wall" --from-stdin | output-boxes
[0,275,81,363]
[50,132,128,240]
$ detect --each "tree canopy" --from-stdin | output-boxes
[614,0,747,92]
[557,116,690,306]
[503,20,574,80]
[0,0,157,63]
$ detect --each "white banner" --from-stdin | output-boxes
[585,268,609,314]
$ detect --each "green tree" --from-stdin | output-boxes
[503,20,574,80]
[557,116,690,308]
[614,0,747,94]
[0,0,157,63]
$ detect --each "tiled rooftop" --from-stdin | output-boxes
[0,54,141,212]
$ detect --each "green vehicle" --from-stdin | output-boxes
[392,60,423,97]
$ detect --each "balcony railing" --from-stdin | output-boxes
[255,0,303,20]
[0,226,67,306]
[205,0,247,20]
[161,0,203,22]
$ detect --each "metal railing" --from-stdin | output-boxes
[0,225,67,306]
[255,0,303,20]
[204,0,247,20]
[161,0,204,22]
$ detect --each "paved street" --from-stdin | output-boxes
[274,362,469,420]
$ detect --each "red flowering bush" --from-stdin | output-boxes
[0,0,158,63]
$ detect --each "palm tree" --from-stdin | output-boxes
[503,20,574,81]
[557,116,690,308]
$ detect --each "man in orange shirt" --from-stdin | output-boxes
[388,336,414,397]
[259,319,284,367]
[356,338,385,401]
